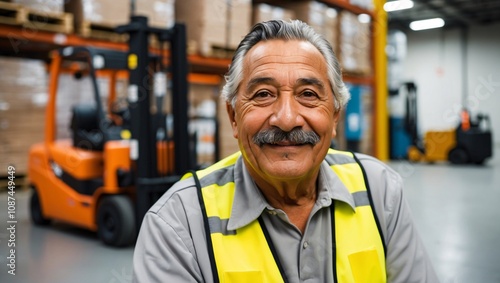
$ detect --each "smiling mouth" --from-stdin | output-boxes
[267,140,307,146]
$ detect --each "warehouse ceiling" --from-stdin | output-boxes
[387,0,500,30]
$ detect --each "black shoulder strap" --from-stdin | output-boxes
[330,204,338,283]
[258,216,290,283]
[190,170,220,283]
[350,153,387,256]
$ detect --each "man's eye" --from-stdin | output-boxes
[301,90,318,98]
[254,91,272,98]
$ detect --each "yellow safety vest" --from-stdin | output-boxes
[188,149,386,283]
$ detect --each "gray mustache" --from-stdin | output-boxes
[253,127,320,146]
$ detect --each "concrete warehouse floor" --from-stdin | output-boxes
[1,146,499,283]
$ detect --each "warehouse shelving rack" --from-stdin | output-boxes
[0,24,224,85]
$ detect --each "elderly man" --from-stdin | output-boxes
[133,20,439,283]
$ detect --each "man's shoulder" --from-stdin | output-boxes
[352,153,405,205]
[326,149,400,180]
[354,153,401,180]
[148,177,198,216]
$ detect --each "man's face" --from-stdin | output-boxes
[227,39,340,182]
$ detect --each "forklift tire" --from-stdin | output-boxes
[97,195,136,247]
[474,159,485,165]
[448,147,469,164]
[30,189,51,226]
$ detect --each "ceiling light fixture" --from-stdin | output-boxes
[384,0,414,12]
[409,18,445,31]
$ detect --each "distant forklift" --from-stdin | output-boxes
[28,16,196,246]
[408,109,493,165]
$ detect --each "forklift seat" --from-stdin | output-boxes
[71,104,105,151]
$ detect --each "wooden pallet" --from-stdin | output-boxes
[0,2,73,34]
[188,40,236,59]
[207,45,236,59]
[23,9,73,34]
[0,2,26,26]
[78,21,128,42]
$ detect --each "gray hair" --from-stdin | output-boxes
[221,19,350,111]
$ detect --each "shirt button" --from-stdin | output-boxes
[303,241,309,249]
[268,210,277,215]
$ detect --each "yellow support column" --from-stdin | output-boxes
[373,0,389,160]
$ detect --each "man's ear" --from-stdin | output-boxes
[331,110,341,138]
[226,102,238,139]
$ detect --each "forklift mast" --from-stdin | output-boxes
[116,16,193,230]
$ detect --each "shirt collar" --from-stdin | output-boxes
[227,157,356,231]
[317,161,356,210]
[227,157,269,231]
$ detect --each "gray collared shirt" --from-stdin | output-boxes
[133,153,439,283]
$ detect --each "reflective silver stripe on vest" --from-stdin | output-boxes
[208,216,236,235]
[325,153,356,165]
[200,166,235,188]
[352,191,370,207]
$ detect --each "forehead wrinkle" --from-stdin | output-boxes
[245,76,277,93]
[296,77,325,91]
[245,73,326,94]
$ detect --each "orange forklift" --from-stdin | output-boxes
[408,109,493,165]
[28,16,195,246]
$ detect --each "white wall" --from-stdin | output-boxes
[401,23,500,145]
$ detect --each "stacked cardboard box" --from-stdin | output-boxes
[65,0,173,40]
[252,3,295,25]
[11,0,64,14]
[339,11,372,75]
[60,0,176,29]
[229,0,252,49]
[176,0,226,56]
[280,1,339,49]
[0,57,47,176]
[65,0,129,29]
[176,0,252,57]
[135,0,175,28]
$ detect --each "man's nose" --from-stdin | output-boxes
[269,93,305,132]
